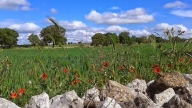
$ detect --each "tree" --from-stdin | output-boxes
[104,32,119,45]
[0,28,19,48]
[119,31,132,45]
[40,25,67,48]
[91,33,106,46]
[28,33,41,46]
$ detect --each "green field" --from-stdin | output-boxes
[0,42,192,106]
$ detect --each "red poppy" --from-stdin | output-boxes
[179,58,184,62]
[119,65,124,70]
[167,63,172,68]
[88,79,91,83]
[63,68,69,73]
[153,67,161,74]
[152,64,159,68]
[10,92,19,99]
[129,67,134,72]
[18,88,25,95]
[99,66,105,71]
[103,62,109,67]
[73,79,79,85]
[42,73,48,80]
[136,75,141,79]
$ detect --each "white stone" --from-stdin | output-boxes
[49,95,62,108]
[154,88,175,106]
[126,79,147,93]
[97,97,122,108]
[0,98,20,108]
[25,92,49,108]
[82,87,100,101]
[183,74,192,84]
[54,90,84,108]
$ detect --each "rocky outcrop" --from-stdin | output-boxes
[2,72,192,108]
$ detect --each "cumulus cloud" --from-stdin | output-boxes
[171,10,192,17]
[59,20,88,30]
[0,0,33,11]
[8,23,41,33]
[164,1,188,9]
[51,8,57,14]
[151,23,192,38]
[106,25,128,32]
[85,8,154,25]
[130,30,151,36]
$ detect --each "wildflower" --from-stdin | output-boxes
[88,79,91,83]
[167,63,172,68]
[63,68,69,73]
[103,62,109,67]
[10,92,19,99]
[129,67,134,72]
[42,73,48,80]
[73,79,79,85]
[119,65,124,70]
[153,67,161,74]
[152,64,159,68]
[179,57,184,62]
[99,66,105,71]
[18,88,25,95]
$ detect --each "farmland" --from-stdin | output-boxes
[0,42,192,106]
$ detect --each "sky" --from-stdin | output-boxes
[0,0,192,45]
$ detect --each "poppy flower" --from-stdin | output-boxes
[103,62,109,67]
[167,63,172,68]
[18,88,25,95]
[179,58,184,62]
[152,64,159,68]
[42,73,48,80]
[153,67,161,74]
[129,67,134,72]
[10,92,19,99]
[119,65,124,70]
[63,68,69,73]
[73,79,79,85]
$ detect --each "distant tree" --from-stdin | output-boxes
[104,32,119,45]
[0,28,19,48]
[91,33,106,46]
[119,31,132,45]
[28,33,41,46]
[131,35,137,43]
[40,25,67,48]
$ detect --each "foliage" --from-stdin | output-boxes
[91,33,106,46]
[28,34,41,46]
[40,25,67,48]
[119,31,133,45]
[0,28,19,48]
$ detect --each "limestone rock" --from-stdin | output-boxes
[50,90,84,108]
[154,88,175,106]
[126,79,147,93]
[25,92,49,108]
[0,98,20,108]
[100,80,136,102]
[183,74,192,84]
[97,97,122,108]
[163,95,192,108]
[82,87,100,102]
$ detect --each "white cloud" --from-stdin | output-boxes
[85,8,154,25]
[171,10,192,17]
[9,23,41,33]
[151,23,191,38]
[0,0,33,11]
[106,25,128,32]
[130,30,151,36]
[51,8,57,14]
[164,1,188,9]
[59,20,88,30]
[110,6,119,10]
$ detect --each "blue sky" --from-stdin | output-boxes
[0,0,192,44]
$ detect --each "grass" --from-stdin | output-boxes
[0,42,192,107]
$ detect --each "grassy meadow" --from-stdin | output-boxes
[0,42,192,107]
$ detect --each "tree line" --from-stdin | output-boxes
[91,31,189,46]
[0,25,190,48]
